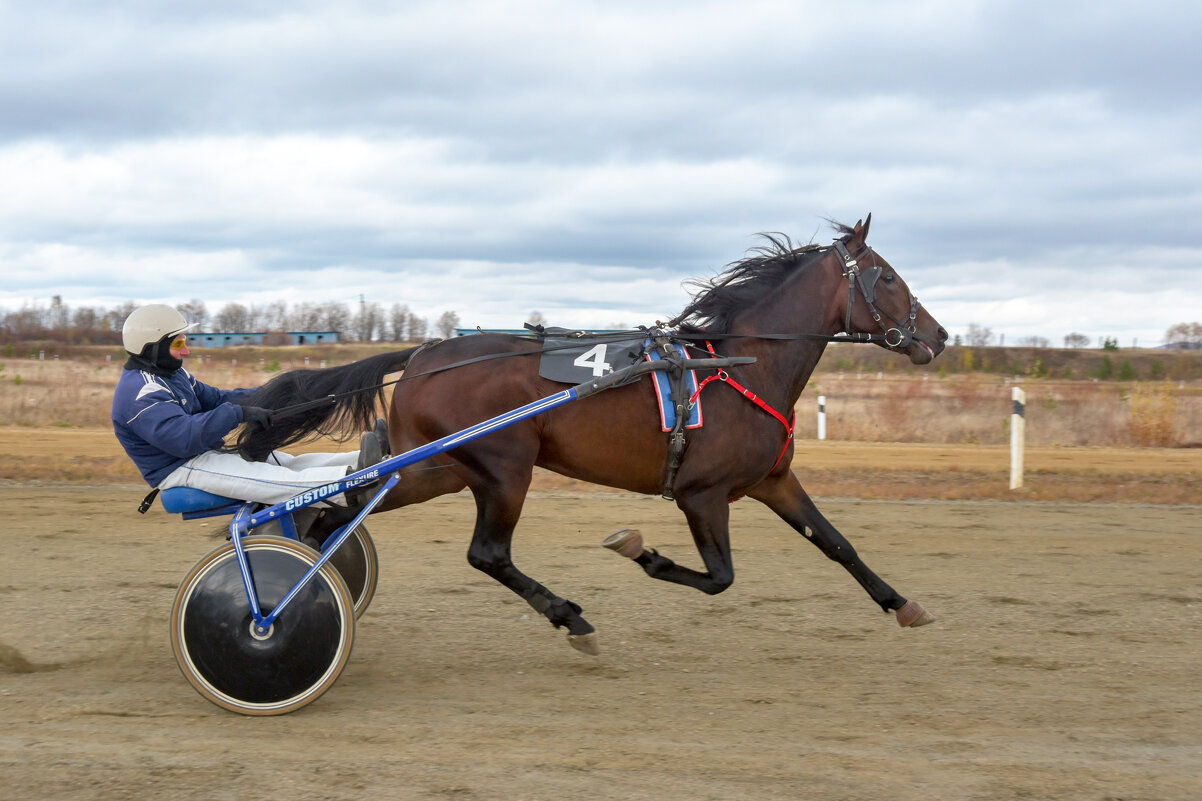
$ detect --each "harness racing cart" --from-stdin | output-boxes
[166,353,752,715]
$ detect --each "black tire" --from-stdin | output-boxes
[322,525,379,619]
[170,537,355,716]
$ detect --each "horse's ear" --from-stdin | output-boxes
[853,213,872,242]
[847,215,870,245]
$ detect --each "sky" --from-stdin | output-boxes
[2,0,1200,347]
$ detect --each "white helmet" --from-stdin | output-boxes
[122,304,198,354]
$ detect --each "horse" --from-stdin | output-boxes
[236,216,948,653]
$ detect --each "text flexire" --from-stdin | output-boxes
[284,469,381,511]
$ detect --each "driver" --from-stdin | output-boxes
[112,304,385,506]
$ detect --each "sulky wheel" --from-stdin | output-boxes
[321,525,379,619]
[303,520,380,619]
[170,537,355,716]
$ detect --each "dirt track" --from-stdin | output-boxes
[2,484,1200,800]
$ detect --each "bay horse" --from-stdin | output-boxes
[237,216,948,653]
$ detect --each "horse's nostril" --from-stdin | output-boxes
[937,327,948,342]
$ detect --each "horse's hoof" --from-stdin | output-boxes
[895,599,936,628]
[567,632,600,656]
[602,529,644,559]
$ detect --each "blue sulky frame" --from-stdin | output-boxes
[214,353,754,637]
[219,357,694,634]
[236,386,579,634]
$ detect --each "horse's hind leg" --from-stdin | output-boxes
[465,477,601,655]
[748,471,934,627]
[609,486,737,595]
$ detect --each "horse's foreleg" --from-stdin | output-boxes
[608,487,736,595]
[748,471,934,626]
[465,483,600,654]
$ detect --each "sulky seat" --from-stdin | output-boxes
[160,487,244,514]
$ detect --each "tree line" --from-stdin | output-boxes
[4,296,1200,351]
[0,296,463,345]
[957,322,1202,349]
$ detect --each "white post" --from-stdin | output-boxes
[817,395,827,441]
[1010,387,1026,490]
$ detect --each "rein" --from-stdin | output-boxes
[265,242,918,419]
[261,335,654,418]
[266,329,872,419]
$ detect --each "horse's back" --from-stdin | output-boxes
[390,334,669,495]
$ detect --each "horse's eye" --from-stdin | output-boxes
[882,272,896,283]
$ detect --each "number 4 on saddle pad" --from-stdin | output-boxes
[536,338,702,431]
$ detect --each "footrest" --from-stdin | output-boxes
[160,487,244,514]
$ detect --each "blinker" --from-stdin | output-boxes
[857,266,882,304]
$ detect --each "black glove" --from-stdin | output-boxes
[241,406,275,429]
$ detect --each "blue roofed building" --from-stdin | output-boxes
[187,331,341,348]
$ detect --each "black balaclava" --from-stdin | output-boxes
[124,333,184,375]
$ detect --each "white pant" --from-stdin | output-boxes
[158,449,359,505]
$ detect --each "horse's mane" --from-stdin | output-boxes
[669,224,854,335]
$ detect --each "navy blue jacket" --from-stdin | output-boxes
[112,366,253,486]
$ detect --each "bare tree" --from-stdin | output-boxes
[319,303,352,336]
[104,301,138,334]
[527,310,547,328]
[965,323,994,347]
[1165,322,1202,349]
[214,302,251,333]
[259,300,289,332]
[1017,335,1049,348]
[72,306,98,331]
[287,302,322,332]
[407,312,427,341]
[388,303,410,342]
[353,301,384,342]
[176,299,209,331]
[247,304,270,332]
[1063,332,1091,348]
[435,310,461,339]
[3,303,45,338]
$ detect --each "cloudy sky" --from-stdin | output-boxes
[2,0,1199,346]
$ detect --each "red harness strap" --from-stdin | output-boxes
[688,341,795,471]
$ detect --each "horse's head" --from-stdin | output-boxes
[834,215,947,365]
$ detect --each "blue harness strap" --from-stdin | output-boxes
[645,343,703,432]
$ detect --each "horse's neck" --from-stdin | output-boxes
[724,264,842,409]
[722,336,827,412]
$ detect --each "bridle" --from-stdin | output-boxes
[833,240,920,349]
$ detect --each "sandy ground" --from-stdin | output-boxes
[2,482,1200,800]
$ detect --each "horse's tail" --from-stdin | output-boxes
[231,347,421,461]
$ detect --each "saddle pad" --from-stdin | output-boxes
[537,337,703,432]
[646,344,703,432]
[537,338,644,383]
